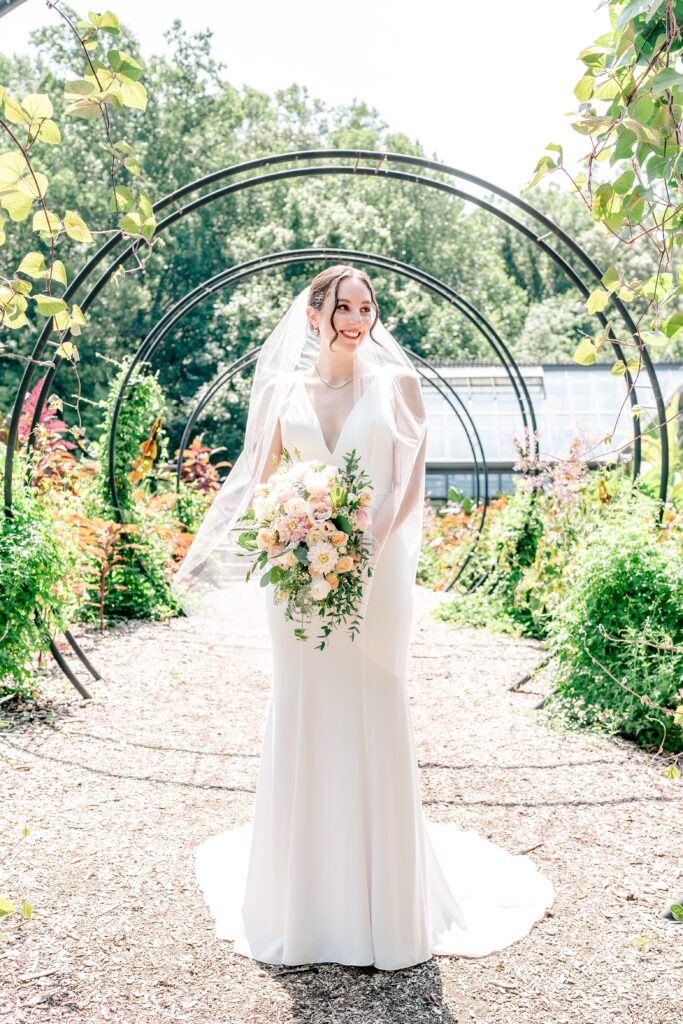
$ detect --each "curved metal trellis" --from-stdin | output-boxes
[3,149,670,696]
[6,150,669,506]
[103,245,540,583]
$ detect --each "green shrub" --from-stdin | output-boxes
[0,485,70,699]
[81,356,181,623]
[93,355,169,515]
[173,479,214,534]
[545,490,683,753]
[434,585,524,636]
[433,479,546,637]
[432,449,636,640]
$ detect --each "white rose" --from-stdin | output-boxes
[304,471,330,495]
[310,577,332,600]
[286,495,307,516]
[253,497,269,520]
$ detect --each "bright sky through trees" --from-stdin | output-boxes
[4,0,608,194]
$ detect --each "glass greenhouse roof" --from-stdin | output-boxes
[422,362,683,469]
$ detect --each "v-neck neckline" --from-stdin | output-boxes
[298,374,373,458]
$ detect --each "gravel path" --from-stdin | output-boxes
[1,583,681,1024]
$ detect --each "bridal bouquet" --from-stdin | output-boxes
[234,447,375,650]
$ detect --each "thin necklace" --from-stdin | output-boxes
[314,363,356,389]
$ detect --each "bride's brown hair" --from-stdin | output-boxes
[307,265,381,351]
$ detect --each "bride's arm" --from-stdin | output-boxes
[369,374,427,550]
[258,417,284,486]
[246,417,283,506]
[370,432,426,548]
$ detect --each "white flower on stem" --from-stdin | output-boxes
[308,541,338,575]
[304,471,330,495]
[310,576,332,600]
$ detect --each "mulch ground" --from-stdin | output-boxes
[1,583,681,1024]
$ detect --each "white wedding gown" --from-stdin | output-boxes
[195,373,556,970]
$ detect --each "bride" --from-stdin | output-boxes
[171,265,555,971]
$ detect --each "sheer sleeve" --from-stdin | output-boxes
[369,370,427,552]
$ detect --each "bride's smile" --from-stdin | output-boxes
[306,276,376,357]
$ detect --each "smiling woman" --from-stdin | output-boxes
[298,270,380,453]
[171,265,555,970]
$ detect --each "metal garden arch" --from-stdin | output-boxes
[3,150,670,696]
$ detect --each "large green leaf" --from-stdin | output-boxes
[15,171,48,200]
[613,169,635,194]
[63,210,93,244]
[0,151,27,185]
[64,79,97,98]
[651,68,683,96]
[21,93,53,120]
[2,94,29,124]
[18,251,47,278]
[617,0,656,30]
[573,338,597,365]
[65,99,102,119]
[661,311,683,339]
[601,266,621,293]
[108,49,144,80]
[32,208,61,235]
[574,75,595,102]
[586,288,610,314]
[34,294,67,315]
[36,119,61,145]
[1,191,33,221]
[119,77,148,111]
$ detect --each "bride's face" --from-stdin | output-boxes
[307,277,374,354]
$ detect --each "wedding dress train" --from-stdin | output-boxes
[195,372,556,970]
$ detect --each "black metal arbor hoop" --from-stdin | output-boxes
[3,150,670,697]
[111,245,542,590]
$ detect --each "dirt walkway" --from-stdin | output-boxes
[1,584,680,1024]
